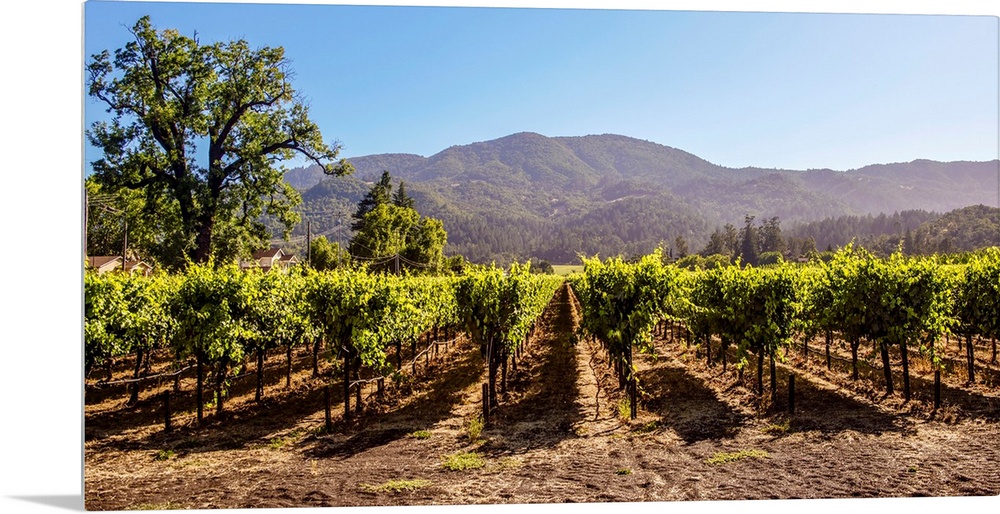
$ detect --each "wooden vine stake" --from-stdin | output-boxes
[324,385,333,432]
[934,369,941,410]
[481,383,490,424]
[163,390,172,433]
[788,374,795,415]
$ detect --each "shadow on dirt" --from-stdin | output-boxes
[85,373,336,456]
[795,343,1000,423]
[479,285,585,455]
[85,346,328,439]
[780,372,910,435]
[894,374,1000,422]
[638,358,747,443]
[86,338,480,459]
[305,343,486,459]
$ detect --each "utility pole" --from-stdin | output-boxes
[121,213,128,272]
[306,220,312,267]
[83,189,88,261]
[395,253,400,275]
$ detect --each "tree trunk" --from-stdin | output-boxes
[880,343,893,395]
[396,340,402,370]
[769,352,777,402]
[196,350,204,424]
[901,340,911,401]
[721,338,728,372]
[129,347,144,405]
[256,349,265,402]
[966,335,975,384]
[501,356,507,395]
[756,351,764,397]
[851,338,859,381]
[934,369,941,410]
[705,334,712,367]
[825,330,832,371]
[629,376,637,420]
[163,391,172,433]
[992,338,997,365]
[354,358,362,415]
[286,345,292,388]
[628,345,636,420]
[192,214,215,264]
[215,359,227,415]
[312,337,322,378]
[488,354,499,408]
[324,386,332,432]
[343,354,351,421]
[482,383,490,424]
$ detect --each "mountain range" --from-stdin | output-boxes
[283,132,999,263]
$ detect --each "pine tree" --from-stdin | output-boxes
[352,170,393,232]
[392,181,415,209]
[739,215,760,267]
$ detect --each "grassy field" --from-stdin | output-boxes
[551,264,583,276]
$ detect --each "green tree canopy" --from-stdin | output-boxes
[350,204,420,262]
[309,235,349,271]
[739,215,760,267]
[348,171,447,273]
[86,16,352,268]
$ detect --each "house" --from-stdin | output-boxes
[86,256,154,276]
[241,247,299,272]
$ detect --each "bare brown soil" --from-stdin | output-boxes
[85,284,1000,510]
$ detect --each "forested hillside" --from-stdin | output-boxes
[283,133,998,263]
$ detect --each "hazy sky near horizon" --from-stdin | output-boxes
[83,1,999,171]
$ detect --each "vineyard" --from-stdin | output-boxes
[84,249,1000,509]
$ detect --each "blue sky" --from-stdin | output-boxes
[83,1,999,171]
[2,2,1000,513]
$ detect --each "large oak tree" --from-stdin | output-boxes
[87,16,351,267]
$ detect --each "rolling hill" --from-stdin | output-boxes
[284,132,999,263]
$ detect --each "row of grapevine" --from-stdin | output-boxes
[948,249,1000,382]
[85,263,461,423]
[455,263,563,411]
[568,250,681,418]
[569,246,1000,415]
[688,263,802,399]
[85,261,564,426]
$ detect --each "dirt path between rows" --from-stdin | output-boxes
[84,283,1000,510]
